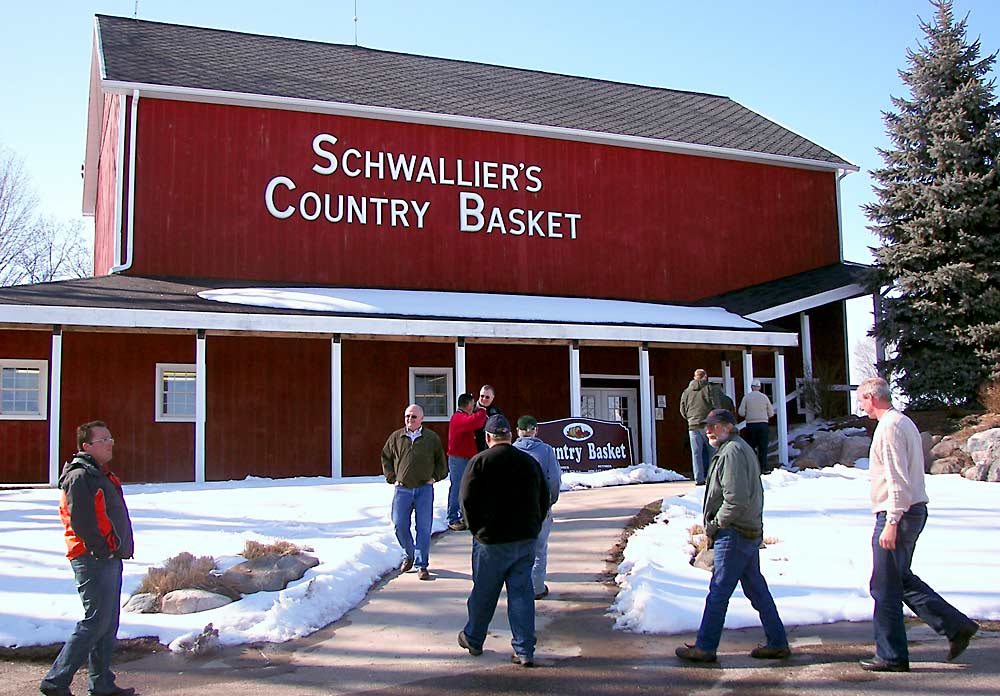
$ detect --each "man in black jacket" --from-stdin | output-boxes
[41,421,135,696]
[457,415,549,667]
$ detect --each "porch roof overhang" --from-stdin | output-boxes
[0,275,798,349]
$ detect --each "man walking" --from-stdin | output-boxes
[446,393,487,531]
[675,409,790,664]
[857,377,978,672]
[679,369,715,485]
[738,380,775,472]
[513,415,562,600]
[473,384,503,453]
[457,415,550,667]
[41,421,135,696]
[381,404,447,581]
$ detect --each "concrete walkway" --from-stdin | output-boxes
[4,479,996,696]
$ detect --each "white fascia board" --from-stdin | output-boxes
[746,284,867,322]
[0,304,798,348]
[82,35,106,217]
[99,80,859,174]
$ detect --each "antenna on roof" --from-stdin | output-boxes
[353,0,359,46]
[133,1,139,19]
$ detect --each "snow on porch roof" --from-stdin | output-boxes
[198,287,762,330]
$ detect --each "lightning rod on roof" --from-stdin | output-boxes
[354,0,359,46]
[133,1,139,19]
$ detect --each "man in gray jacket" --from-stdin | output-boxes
[679,369,715,485]
[514,415,562,600]
[675,409,790,664]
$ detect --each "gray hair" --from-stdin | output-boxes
[858,377,891,403]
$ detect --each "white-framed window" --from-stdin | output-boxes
[408,367,453,422]
[156,363,196,422]
[0,359,47,420]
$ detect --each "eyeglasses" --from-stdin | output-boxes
[404,414,420,419]
[89,437,115,444]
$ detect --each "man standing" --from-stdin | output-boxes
[446,393,487,531]
[381,404,447,581]
[679,369,715,485]
[473,384,503,453]
[41,421,135,696]
[857,377,978,672]
[738,380,775,473]
[457,415,550,667]
[513,415,562,600]
[675,409,790,664]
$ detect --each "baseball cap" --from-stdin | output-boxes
[751,379,762,388]
[704,409,737,426]
[517,415,538,430]
[485,414,512,435]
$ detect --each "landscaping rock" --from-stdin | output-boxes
[160,589,233,614]
[221,552,320,594]
[920,431,936,470]
[966,428,1000,468]
[988,462,1000,483]
[839,436,872,466]
[794,431,845,469]
[962,464,991,482]
[123,592,158,614]
[929,455,969,475]
[930,436,962,461]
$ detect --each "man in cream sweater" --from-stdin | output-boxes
[857,377,978,673]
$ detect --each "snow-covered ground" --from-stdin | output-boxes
[610,464,1000,633]
[0,464,675,650]
[3,461,997,652]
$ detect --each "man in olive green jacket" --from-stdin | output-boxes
[676,409,789,664]
[381,404,447,580]
[679,369,716,485]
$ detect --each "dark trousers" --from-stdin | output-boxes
[43,555,123,693]
[870,504,972,664]
[742,423,770,471]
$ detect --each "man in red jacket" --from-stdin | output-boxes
[41,421,135,696]
[446,393,487,531]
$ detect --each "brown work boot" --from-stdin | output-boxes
[675,644,717,663]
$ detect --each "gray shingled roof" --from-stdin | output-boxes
[95,15,852,167]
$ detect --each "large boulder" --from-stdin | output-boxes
[962,464,990,482]
[966,428,1000,468]
[221,553,320,594]
[839,436,873,467]
[920,431,937,471]
[930,436,963,461]
[929,455,970,475]
[123,592,158,614]
[794,431,846,469]
[160,589,233,614]
[988,462,1000,483]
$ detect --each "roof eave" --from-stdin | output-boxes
[100,79,859,173]
[82,20,108,217]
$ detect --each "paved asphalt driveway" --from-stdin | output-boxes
[3,480,995,695]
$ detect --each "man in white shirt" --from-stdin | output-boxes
[857,377,978,672]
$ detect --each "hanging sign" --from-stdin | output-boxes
[535,417,633,473]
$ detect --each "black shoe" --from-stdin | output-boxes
[947,622,979,661]
[511,653,535,667]
[859,657,909,672]
[534,585,549,600]
[675,644,717,663]
[399,557,414,573]
[695,481,706,486]
[417,567,430,580]
[447,521,468,531]
[90,688,136,696]
[457,631,482,656]
[39,683,74,696]
[750,644,791,659]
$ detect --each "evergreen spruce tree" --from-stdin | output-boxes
[866,0,1000,408]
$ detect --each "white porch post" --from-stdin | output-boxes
[569,341,581,417]
[48,327,63,486]
[195,330,206,483]
[721,358,734,400]
[775,350,789,467]
[742,349,754,399]
[638,345,654,465]
[331,335,343,478]
[800,312,815,423]
[455,338,466,398]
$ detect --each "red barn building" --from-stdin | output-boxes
[0,16,867,484]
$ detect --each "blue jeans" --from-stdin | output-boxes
[688,430,713,483]
[463,538,537,658]
[871,504,972,664]
[532,512,554,595]
[391,483,434,569]
[43,555,123,693]
[447,455,469,525]
[695,529,787,654]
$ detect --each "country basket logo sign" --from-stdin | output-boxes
[562,422,594,441]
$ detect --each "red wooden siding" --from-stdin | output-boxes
[0,330,52,482]
[58,332,195,483]
[94,93,121,276]
[466,343,571,425]
[124,98,840,301]
[205,336,331,480]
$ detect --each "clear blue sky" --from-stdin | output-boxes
[2,0,998,355]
